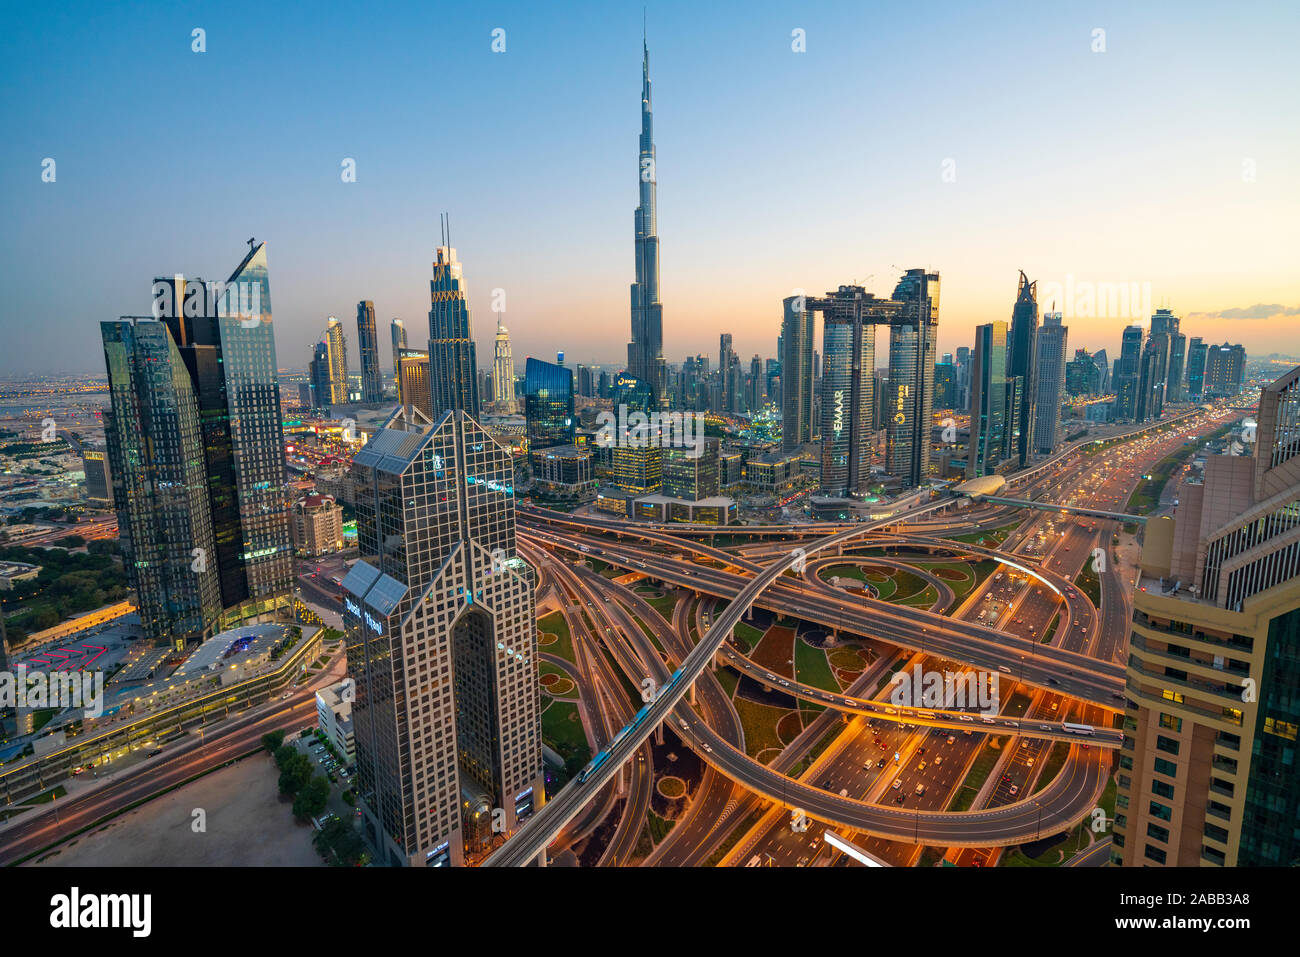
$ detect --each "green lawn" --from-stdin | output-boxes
[731,697,788,762]
[537,610,575,663]
[733,622,765,652]
[540,700,591,778]
[794,639,839,693]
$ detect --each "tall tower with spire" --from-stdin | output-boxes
[627,33,668,408]
[493,316,515,409]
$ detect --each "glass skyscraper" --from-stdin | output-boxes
[523,357,574,458]
[627,40,667,407]
[345,407,542,867]
[1007,271,1039,468]
[428,235,481,418]
[357,299,384,402]
[966,321,1007,478]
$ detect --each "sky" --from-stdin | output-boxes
[2,0,1298,377]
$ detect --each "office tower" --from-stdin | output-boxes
[1031,311,1068,455]
[934,360,958,410]
[886,269,940,487]
[729,362,747,414]
[955,345,972,410]
[1205,343,1247,397]
[613,444,662,493]
[1002,376,1022,463]
[428,219,481,417]
[966,322,1008,478]
[1116,365,1300,866]
[320,317,349,405]
[781,295,815,452]
[101,318,222,649]
[1187,337,1207,400]
[1136,337,1163,423]
[396,348,432,419]
[627,41,667,407]
[309,341,331,409]
[816,286,876,497]
[1092,348,1110,392]
[147,243,293,625]
[663,437,720,500]
[1007,271,1039,468]
[357,300,384,402]
[1066,348,1101,396]
[523,357,574,460]
[391,318,406,386]
[82,444,112,506]
[345,407,542,867]
[492,317,516,407]
[1167,329,1186,404]
[765,357,781,408]
[576,364,593,398]
[747,354,764,410]
[1115,324,1145,419]
[597,370,610,398]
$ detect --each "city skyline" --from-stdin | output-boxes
[3,1,1298,375]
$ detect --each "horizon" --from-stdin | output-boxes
[2,0,1297,376]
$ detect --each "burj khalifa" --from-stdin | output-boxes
[627,39,668,408]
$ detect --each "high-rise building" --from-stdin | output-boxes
[1115,324,1145,419]
[663,437,720,500]
[817,286,876,497]
[102,317,222,649]
[523,357,574,460]
[1092,348,1110,392]
[955,345,972,411]
[966,321,1007,478]
[82,444,112,506]
[345,407,542,867]
[1031,311,1068,455]
[292,494,345,557]
[309,341,331,409]
[627,40,667,407]
[141,243,293,631]
[390,318,406,387]
[322,317,349,405]
[1007,271,1039,468]
[1136,333,1168,423]
[493,317,516,408]
[357,300,384,403]
[428,222,481,418]
[1205,343,1247,397]
[613,444,662,493]
[886,269,939,486]
[1168,331,1187,404]
[1116,365,1300,866]
[780,295,815,452]
[396,348,432,419]
[1186,337,1207,400]
[934,360,958,410]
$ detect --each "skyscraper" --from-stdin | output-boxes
[1205,343,1247,397]
[886,269,940,486]
[718,333,736,412]
[141,242,293,628]
[396,348,432,419]
[309,341,331,409]
[817,286,876,497]
[1186,337,1207,400]
[390,318,406,387]
[1007,271,1039,467]
[523,357,574,460]
[102,317,222,649]
[324,316,349,405]
[357,300,384,403]
[1115,324,1145,419]
[1115,365,1300,866]
[1031,311,1068,455]
[345,407,542,867]
[966,321,1007,478]
[428,218,481,417]
[493,317,516,407]
[627,40,667,407]
[781,295,815,452]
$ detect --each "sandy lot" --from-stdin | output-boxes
[30,753,323,867]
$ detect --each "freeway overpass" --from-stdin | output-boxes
[482,498,955,866]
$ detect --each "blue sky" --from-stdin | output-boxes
[2,0,1297,375]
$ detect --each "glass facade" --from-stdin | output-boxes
[523,357,574,454]
[357,299,384,402]
[428,245,481,417]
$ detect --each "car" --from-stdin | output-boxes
[1009,784,1020,796]
[1026,757,1035,767]
[914,783,926,795]
[946,735,955,744]
[1046,677,1060,686]
[894,791,906,803]
[876,758,886,769]
[917,761,927,771]
[891,778,902,790]
[933,756,943,767]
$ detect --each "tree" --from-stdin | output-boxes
[261,730,286,754]
[292,775,330,820]
[278,752,313,796]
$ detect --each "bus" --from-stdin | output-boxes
[1063,722,1094,736]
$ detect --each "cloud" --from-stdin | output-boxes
[1187,304,1300,320]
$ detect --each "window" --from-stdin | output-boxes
[1153,757,1178,778]
[1152,779,1175,799]
[1156,735,1180,755]
[1144,844,1167,864]
[1149,801,1172,821]
[1147,823,1170,843]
